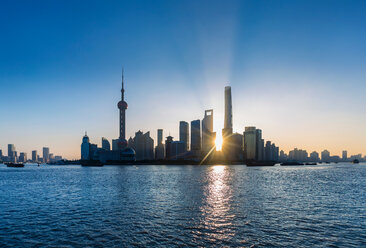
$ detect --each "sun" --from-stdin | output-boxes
[215,131,223,151]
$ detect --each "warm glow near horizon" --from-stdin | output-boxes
[214,123,223,151]
[215,135,223,151]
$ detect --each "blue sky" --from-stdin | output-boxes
[0,0,365,159]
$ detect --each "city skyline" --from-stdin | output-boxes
[1,81,364,162]
[1,0,366,159]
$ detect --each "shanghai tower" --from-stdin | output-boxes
[222,86,233,137]
[117,69,128,149]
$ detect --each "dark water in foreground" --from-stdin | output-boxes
[0,163,366,247]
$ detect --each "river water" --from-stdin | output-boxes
[0,163,365,247]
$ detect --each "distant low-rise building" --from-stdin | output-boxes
[310,151,320,162]
[342,150,348,161]
[19,152,27,163]
[321,150,330,162]
[102,137,111,151]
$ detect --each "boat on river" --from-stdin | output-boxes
[81,160,104,167]
[245,161,276,167]
[280,161,304,166]
[6,163,25,168]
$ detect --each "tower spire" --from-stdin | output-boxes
[121,67,125,101]
[118,67,128,148]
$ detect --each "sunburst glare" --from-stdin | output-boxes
[215,127,223,151]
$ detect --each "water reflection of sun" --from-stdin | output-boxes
[196,165,235,242]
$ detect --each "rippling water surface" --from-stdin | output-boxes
[1,163,366,247]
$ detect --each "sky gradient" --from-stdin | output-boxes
[1,0,365,159]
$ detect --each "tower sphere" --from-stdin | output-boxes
[118,100,128,109]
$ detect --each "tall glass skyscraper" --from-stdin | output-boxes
[190,120,201,151]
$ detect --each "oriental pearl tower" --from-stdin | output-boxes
[117,69,128,150]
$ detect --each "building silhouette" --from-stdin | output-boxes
[90,69,136,163]
[289,148,308,161]
[310,151,320,161]
[342,150,348,161]
[117,69,128,150]
[255,129,264,161]
[244,127,257,160]
[202,110,216,155]
[8,144,16,162]
[155,129,165,159]
[165,136,174,159]
[190,120,201,153]
[321,150,330,162]
[32,150,37,162]
[272,143,279,161]
[179,121,189,152]
[19,152,27,163]
[102,137,111,151]
[43,147,50,163]
[89,144,98,160]
[230,132,244,161]
[171,141,186,160]
[222,86,234,159]
[81,133,90,160]
[129,131,154,161]
[222,86,233,137]
[279,150,287,161]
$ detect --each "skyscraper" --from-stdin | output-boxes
[81,133,90,160]
[265,141,272,161]
[157,129,163,146]
[202,109,216,155]
[165,136,174,159]
[102,137,111,151]
[222,86,233,159]
[179,121,189,152]
[230,132,244,161]
[128,131,154,161]
[272,143,279,161]
[155,129,165,159]
[32,150,37,163]
[222,86,233,137]
[89,144,98,160]
[43,147,50,163]
[117,68,128,150]
[244,127,257,160]
[7,144,16,162]
[190,120,201,152]
[255,129,264,161]
[171,141,186,160]
[8,144,15,158]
